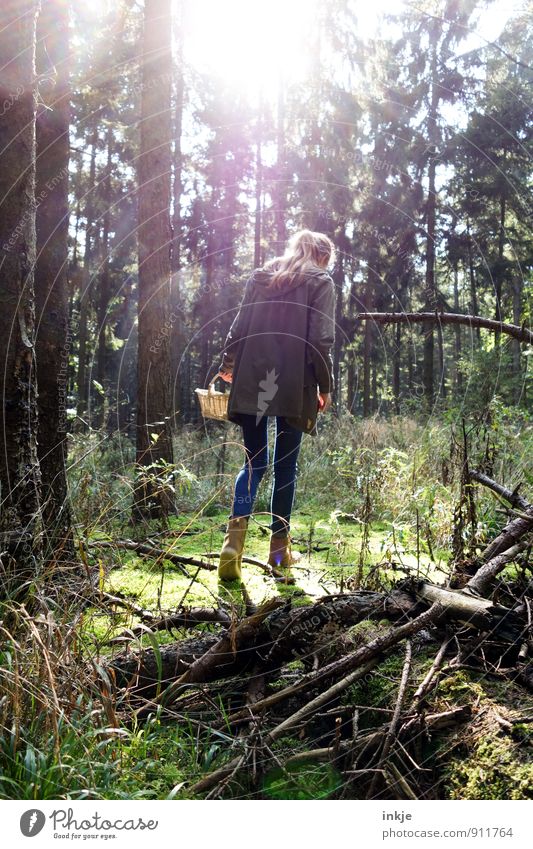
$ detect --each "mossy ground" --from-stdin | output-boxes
[82,506,447,650]
[78,507,532,802]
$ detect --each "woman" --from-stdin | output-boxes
[216,229,336,582]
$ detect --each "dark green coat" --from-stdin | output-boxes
[218,265,336,436]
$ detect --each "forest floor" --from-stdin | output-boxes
[84,508,446,645]
[3,413,531,801]
[78,508,532,801]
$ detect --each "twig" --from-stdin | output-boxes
[412,634,451,711]
[367,640,413,799]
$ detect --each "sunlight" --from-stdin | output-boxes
[182,0,515,99]
[183,0,317,97]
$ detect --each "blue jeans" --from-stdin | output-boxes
[231,414,303,534]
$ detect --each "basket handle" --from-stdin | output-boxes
[208,372,223,394]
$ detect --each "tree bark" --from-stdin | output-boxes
[170,0,186,424]
[76,125,98,422]
[34,0,73,561]
[466,223,480,342]
[422,43,439,408]
[275,72,286,251]
[254,91,263,269]
[95,125,113,427]
[134,0,175,518]
[0,0,42,594]
[452,263,462,394]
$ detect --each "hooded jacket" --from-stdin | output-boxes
[217,264,336,435]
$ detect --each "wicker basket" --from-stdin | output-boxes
[194,374,229,422]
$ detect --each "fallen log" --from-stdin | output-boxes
[147,597,284,712]
[415,582,494,626]
[106,588,411,700]
[107,581,527,703]
[466,541,531,597]
[109,633,221,697]
[477,507,533,563]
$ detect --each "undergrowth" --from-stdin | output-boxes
[1,404,531,799]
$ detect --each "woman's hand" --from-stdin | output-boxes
[318,391,332,412]
[218,369,233,384]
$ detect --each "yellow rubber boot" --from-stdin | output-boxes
[267,532,301,584]
[218,516,249,581]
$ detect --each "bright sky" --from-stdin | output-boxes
[183,0,521,96]
[183,0,317,98]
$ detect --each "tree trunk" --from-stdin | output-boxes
[34,0,73,562]
[76,125,98,421]
[0,0,42,594]
[134,0,175,519]
[511,275,523,403]
[494,191,506,347]
[452,262,462,394]
[275,72,286,251]
[422,44,439,408]
[363,314,372,417]
[466,223,480,342]
[96,126,113,427]
[170,0,186,424]
[254,92,263,269]
[393,316,401,414]
[332,234,344,408]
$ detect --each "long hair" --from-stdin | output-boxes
[263,229,335,290]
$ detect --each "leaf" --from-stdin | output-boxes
[166,782,185,799]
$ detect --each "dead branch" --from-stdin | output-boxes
[476,507,533,563]
[355,311,533,345]
[136,597,284,714]
[415,582,495,626]
[469,470,530,512]
[108,580,527,706]
[466,541,531,597]
[367,640,413,798]
[112,607,232,641]
[412,634,451,711]
[281,706,471,769]
[189,603,443,794]
[89,539,215,572]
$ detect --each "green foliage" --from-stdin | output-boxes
[262,761,343,800]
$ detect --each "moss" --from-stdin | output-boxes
[427,668,533,800]
[445,735,533,800]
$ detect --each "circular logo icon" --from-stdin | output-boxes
[20,810,46,837]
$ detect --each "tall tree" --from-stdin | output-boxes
[0,0,41,594]
[398,0,481,406]
[34,0,73,560]
[135,0,175,518]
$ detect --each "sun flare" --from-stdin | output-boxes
[183,0,316,97]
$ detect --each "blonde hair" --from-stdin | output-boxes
[263,229,335,290]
